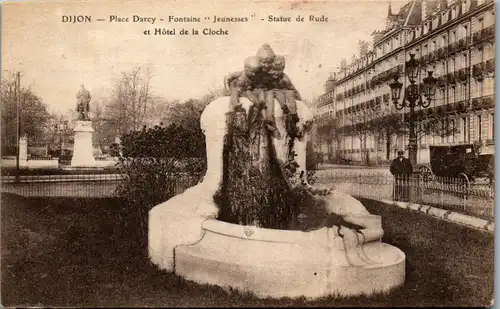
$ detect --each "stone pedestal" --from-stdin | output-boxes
[71,121,96,167]
[19,135,28,160]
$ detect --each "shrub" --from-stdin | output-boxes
[109,143,120,157]
[305,141,319,184]
[115,123,206,245]
[305,141,319,171]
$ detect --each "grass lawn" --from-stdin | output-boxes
[1,193,494,307]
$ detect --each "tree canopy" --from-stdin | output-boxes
[1,72,52,151]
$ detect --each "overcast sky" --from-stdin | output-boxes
[2,0,406,114]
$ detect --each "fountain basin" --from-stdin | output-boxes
[148,96,405,299]
[153,214,406,299]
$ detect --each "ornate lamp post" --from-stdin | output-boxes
[389,53,437,172]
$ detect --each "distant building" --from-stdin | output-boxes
[314,0,495,165]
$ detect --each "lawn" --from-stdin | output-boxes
[1,193,494,307]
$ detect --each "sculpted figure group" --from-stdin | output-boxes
[224,44,302,141]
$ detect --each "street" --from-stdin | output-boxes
[315,163,392,176]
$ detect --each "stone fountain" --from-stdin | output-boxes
[148,95,405,298]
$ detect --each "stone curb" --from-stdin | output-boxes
[379,199,494,233]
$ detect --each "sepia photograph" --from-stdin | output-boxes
[1,0,495,307]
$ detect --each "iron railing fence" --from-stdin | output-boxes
[1,173,202,199]
[2,171,494,220]
[315,172,495,220]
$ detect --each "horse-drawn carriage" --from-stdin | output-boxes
[417,143,494,187]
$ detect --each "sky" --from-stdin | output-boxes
[2,0,407,114]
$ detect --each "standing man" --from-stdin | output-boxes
[390,150,413,201]
[76,84,91,120]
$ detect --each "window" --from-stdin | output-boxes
[462,117,468,142]
[441,119,446,143]
[477,114,483,141]
[490,113,494,140]
[450,86,456,103]
[450,119,456,143]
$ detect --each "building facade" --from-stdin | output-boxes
[314,0,495,165]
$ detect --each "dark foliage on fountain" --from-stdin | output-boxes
[214,106,301,229]
[213,105,331,230]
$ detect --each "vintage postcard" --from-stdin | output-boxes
[1,0,495,307]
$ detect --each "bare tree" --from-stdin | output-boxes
[107,65,154,133]
[342,104,380,164]
[367,106,460,160]
[161,88,225,131]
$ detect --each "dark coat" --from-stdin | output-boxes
[390,157,413,176]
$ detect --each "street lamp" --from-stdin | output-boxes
[389,53,437,172]
[55,121,68,163]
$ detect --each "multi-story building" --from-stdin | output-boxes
[314,0,495,165]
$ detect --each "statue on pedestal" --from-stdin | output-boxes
[76,84,91,121]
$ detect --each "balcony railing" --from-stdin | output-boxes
[436,76,446,87]
[421,54,429,64]
[437,47,447,60]
[485,59,495,73]
[472,59,495,80]
[458,68,470,81]
[457,37,468,51]
[458,100,469,112]
[446,72,456,84]
[428,50,439,63]
[473,63,485,80]
[471,94,495,110]
[448,41,458,54]
[473,25,495,44]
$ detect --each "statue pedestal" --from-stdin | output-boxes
[71,121,96,167]
[19,135,28,161]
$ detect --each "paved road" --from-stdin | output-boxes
[315,164,392,177]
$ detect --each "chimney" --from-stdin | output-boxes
[439,0,448,10]
[340,58,347,70]
[358,40,370,57]
[422,0,440,20]
[371,30,384,44]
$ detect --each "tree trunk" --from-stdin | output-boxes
[363,135,370,164]
[386,132,392,161]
